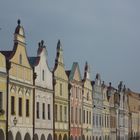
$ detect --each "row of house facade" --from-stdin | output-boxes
[0,20,140,140]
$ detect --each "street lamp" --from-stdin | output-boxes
[13,117,17,126]
[86,127,88,132]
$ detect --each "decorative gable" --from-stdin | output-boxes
[69,62,81,82]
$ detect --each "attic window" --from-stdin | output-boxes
[19,54,22,65]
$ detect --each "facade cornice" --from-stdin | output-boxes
[35,85,53,93]
[54,76,68,83]
[9,78,33,89]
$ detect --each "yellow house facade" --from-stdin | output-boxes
[53,40,69,140]
[1,20,34,140]
[128,91,140,139]
[0,52,7,140]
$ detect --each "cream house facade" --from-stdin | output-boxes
[0,52,7,140]
[1,20,34,140]
[53,40,69,140]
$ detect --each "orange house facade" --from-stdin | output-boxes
[67,62,83,140]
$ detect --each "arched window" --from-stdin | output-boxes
[0,129,5,140]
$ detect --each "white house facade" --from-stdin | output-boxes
[29,40,53,140]
[92,74,103,140]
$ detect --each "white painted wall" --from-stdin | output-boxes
[34,46,53,139]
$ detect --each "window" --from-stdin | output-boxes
[139,105,140,111]
[18,98,22,116]
[11,96,15,115]
[60,83,62,95]
[37,102,39,118]
[64,106,67,122]
[87,92,89,101]
[26,99,29,117]
[89,111,91,124]
[83,110,85,123]
[102,115,104,127]
[79,108,81,124]
[93,113,95,127]
[79,89,81,99]
[55,104,57,121]
[110,116,113,128]
[42,103,45,119]
[99,115,102,127]
[105,115,106,128]
[107,115,109,128]
[87,111,88,124]
[71,87,73,97]
[96,115,98,127]
[71,107,73,123]
[75,107,78,123]
[76,87,78,98]
[42,70,45,81]
[48,104,51,120]
[60,105,62,121]
[19,54,22,65]
[0,92,2,110]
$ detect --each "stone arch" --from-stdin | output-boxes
[16,131,22,140]
[90,136,91,140]
[47,133,52,140]
[24,133,31,140]
[105,135,107,140]
[41,134,45,140]
[70,135,72,140]
[34,134,39,140]
[54,133,57,140]
[82,135,85,140]
[8,131,14,140]
[136,132,139,140]
[63,134,67,140]
[0,129,5,140]
[96,136,98,140]
[59,134,62,140]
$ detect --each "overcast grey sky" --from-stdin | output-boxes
[0,0,140,92]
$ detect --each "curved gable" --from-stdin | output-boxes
[35,47,53,90]
[0,53,6,72]
[10,43,32,68]
[54,64,68,81]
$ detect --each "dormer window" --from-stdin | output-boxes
[42,70,44,81]
[19,54,22,65]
